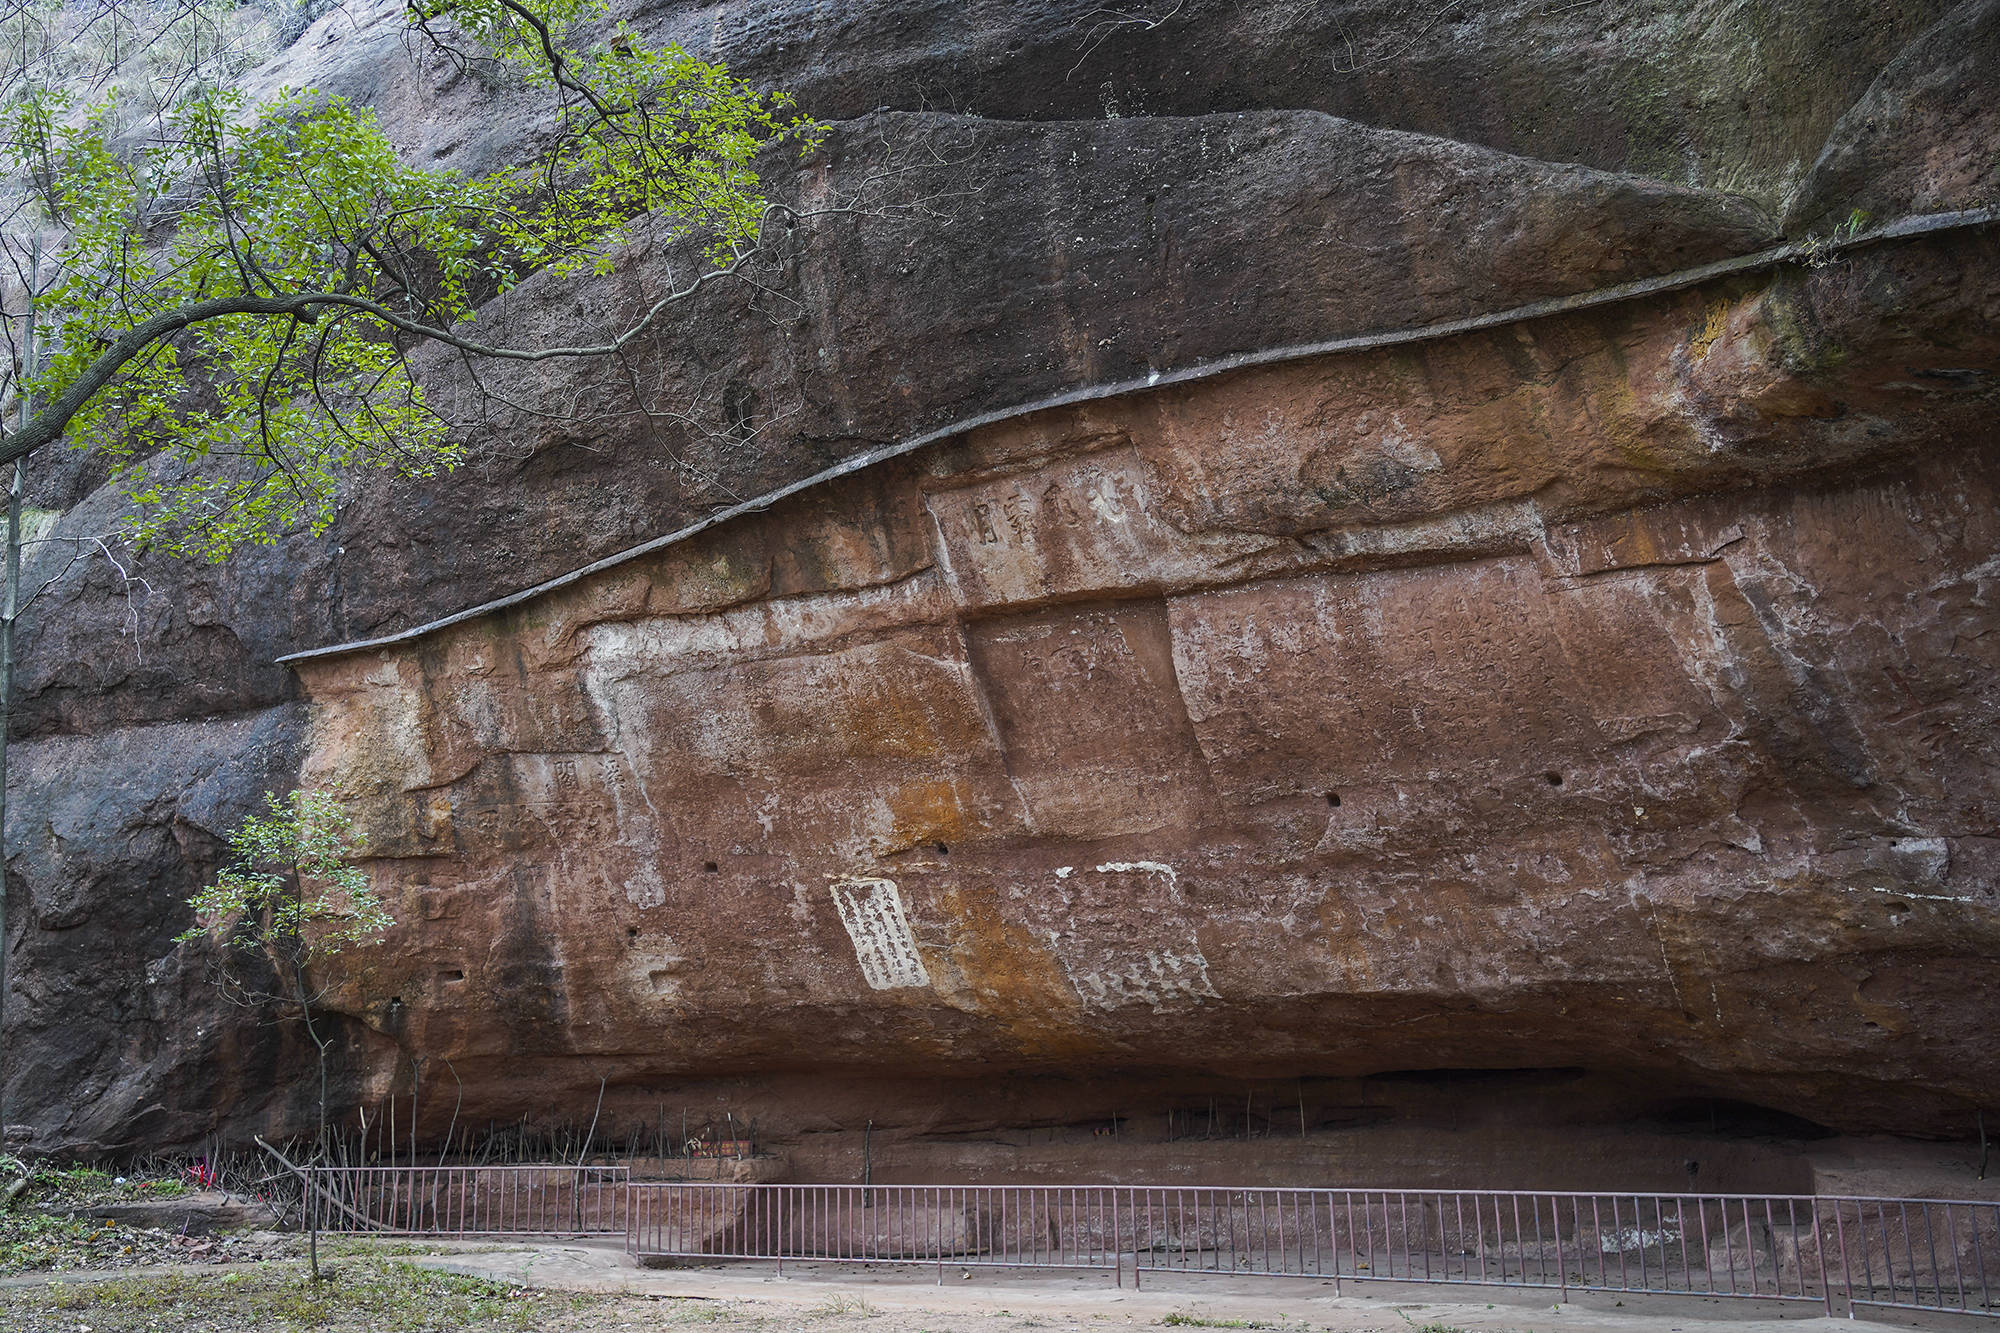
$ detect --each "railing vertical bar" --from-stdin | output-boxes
[1475,1192,1488,1286]
[1748,1196,1765,1298]
[1534,1193,1548,1290]
[1551,1196,1565,1299]
[1664,1195,1680,1295]
[1924,1202,1945,1311]
[1800,1192,1816,1296]
[1832,1192,1848,1304]
[1611,1195,1626,1290]
[1808,1200,1830,1315]
[1264,1184,1280,1272]
[1920,1200,1936,1304]
[1402,1191,1413,1284]
[1168,1184,1184,1272]
[1640,1195,1654,1294]
[1308,1186,1321,1278]
[1436,1192,1446,1284]
[1720,1195,1737,1296]
[1225,1186,1235,1276]
[1400,1192,1416,1280]
[1576,1196,1588,1297]
[1901,1200,1918,1309]
[1505,1193,1520,1286]
[1275,1187,1287,1277]
[1111,1186,1121,1286]
[1946,1204,1966,1311]
[1461,1194,1473,1285]
[1970,1204,1992,1318]
[1328,1192,1340,1293]
[1743,1197,1759,1298]
[1866,1201,1883,1306]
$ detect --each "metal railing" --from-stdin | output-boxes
[622,1183,2000,1317]
[297,1169,2000,1317]
[306,1163,629,1236]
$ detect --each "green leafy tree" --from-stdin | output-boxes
[0,0,817,1148]
[177,789,387,959]
[175,790,386,1139]
[0,0,812,557]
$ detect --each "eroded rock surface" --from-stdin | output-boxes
[291,226,2000,1146]
[5,0,1998,1158]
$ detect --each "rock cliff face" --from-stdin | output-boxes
[6,0,2000,1171]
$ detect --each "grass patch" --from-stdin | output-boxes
[0,1257,608,1332]
[2,1156,196,1207]
[1161,1316,1273,1329]
[804,1292,877,1318]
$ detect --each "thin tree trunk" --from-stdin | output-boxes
[292,959,330,1148]
[0,240,36,1149]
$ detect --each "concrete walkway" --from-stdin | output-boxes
[405,1241,1967,1332]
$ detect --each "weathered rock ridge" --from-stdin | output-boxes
[4,0,1999,1163]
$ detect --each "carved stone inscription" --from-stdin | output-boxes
[924,449,1200,610]
[1064,948,1222,1013]
[965,601,1209,839]
[830,877,931,990]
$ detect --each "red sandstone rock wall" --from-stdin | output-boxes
[297,228,2000,1139]
[6,0,1999,1158]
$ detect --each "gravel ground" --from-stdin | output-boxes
[0,1259,1349,1333]
[0,1216,303,1275]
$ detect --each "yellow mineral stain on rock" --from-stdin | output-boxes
[876,779,972,856]
[1690,298,1733,360]
[923,880,1100,1060]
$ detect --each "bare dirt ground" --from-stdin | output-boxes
[1,1237,1974,1333]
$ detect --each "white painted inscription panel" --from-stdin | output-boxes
[829,878,931,990]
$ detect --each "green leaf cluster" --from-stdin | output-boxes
[3,0,814,560]
[176,790,389,960]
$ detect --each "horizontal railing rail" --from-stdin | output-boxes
[622,1183,2000,1318]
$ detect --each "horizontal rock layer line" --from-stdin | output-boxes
[279,205,2000,666]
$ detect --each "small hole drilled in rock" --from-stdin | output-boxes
[703,861,719,873]
[439,969,464,983]
[1545,772,1564,787]
[1324,791,1341,808]
[935,842,950,855]
[626,926,639,939]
